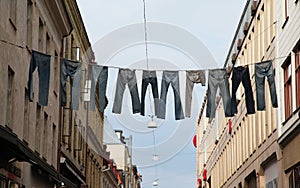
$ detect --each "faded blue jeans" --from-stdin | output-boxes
[28,50,51,106]
[157,71,184,120]
[206,69,231,118]
[112,69,141,114]
[185,70,206,117]
[90,65,108,112]
[255,60,278,110]
[61,59,82,110]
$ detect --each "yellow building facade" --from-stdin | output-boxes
[196,0,285,187]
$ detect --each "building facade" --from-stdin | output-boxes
[0,0,72,187]
[0,0,121,188]
[276,0,300,187]
[196,0,284,187]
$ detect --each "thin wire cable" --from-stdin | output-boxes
[142,0,155,118]
[1,37,299,70]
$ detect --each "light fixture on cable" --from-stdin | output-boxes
[152,154,159,161]
[152,179,159,186]
[148,115,157,128]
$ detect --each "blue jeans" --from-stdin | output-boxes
[90,65,108,112]
[255,60,278,110]
[112,69,141,114]
[157,71,184,120]
[28,50,51,106]
[206,69,231,118]
[61,59,82,110]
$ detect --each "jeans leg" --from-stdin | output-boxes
[127,72,141,113]
[112,70,126,114]
[231,68,241,115]
[242,68,255,114]
[157,73,170,119]
[150,76,159,116]
[219,73,232,117]
[98,67,108,112]
[90,65,101,111]
[37,58,51,106]
[171,78,184,120]
[185,75,194,118]
[140,78,149,116]
[28,52,37,102]
[206,71,218,118]
[267,69,278,108]
[255,66,266,111]
[70,65,82,110]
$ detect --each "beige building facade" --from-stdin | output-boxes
[276,0,300,187]
[0,0,120,188]
[196,0,287,187]
[0,0,72,187]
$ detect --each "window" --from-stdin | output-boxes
[23,89,29,142]
[6,66,14,128]
[282,0,289,28]
[289,165,300,188]
[38,18,44,52]
[295,48,300,108]
[46,33,51,54]
[42,112,48,158]
[52,124,57,165]
[283,56,292,119]
[54,51,59,93]
[26,0,33,47]
[35,103,41,153]
[9,0,17,29]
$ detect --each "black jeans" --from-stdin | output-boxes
[255,60,278,110]
[231,66,255,115]
[28,50,51,106]
[61,59,82,110]
[112,69,141,114]
[206,69,231,118]
[140,71,159,116]
[157,71,184,120]
[90,65,108,112]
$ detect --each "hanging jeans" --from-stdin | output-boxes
[90,65,108,112]
[157,71,184,120]
[185,70,206,117]
[61,59,82,110]
[206,69,231,118]
[231,66,255,115]
[140,70,159,116]
[112,69,141,114]
[28,50,51,106]
[255,60,278,110]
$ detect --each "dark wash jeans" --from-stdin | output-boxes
[206,69,232,118]
[61,59,82,110]
[90,65,108,112]
[157,71,184,120]
[231,66,255,115]
[140,70,159,116]
[185,70,206,117]
[255,60,278,111]
[112,69,141,114]
[28,50,51,106]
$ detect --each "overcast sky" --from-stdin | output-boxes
[77,0,247,187]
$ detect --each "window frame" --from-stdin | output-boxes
[283,56,293,120]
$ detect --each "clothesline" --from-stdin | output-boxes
[1,36,299,72]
